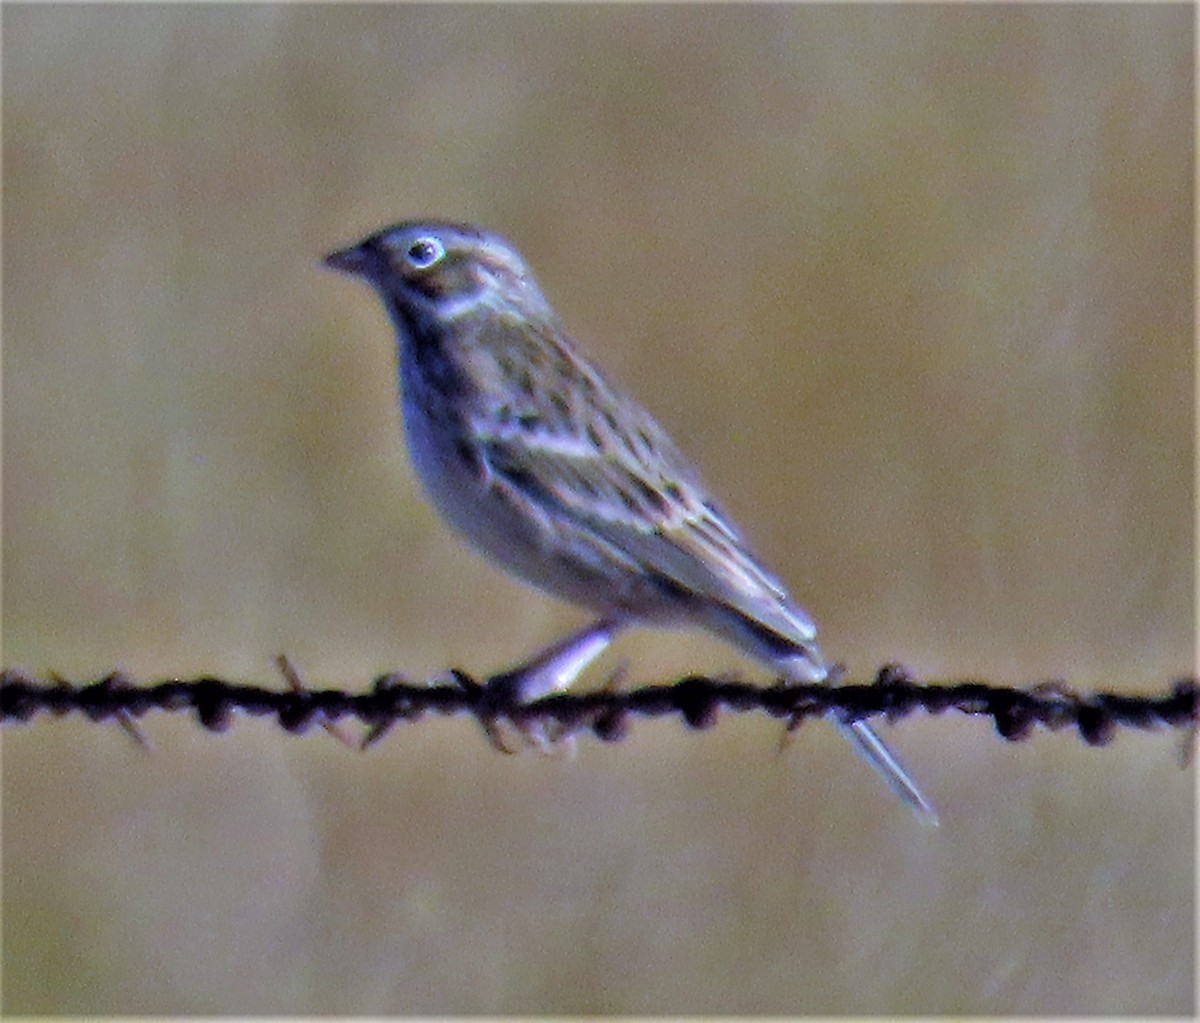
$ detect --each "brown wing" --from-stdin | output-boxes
[463,317,819,647]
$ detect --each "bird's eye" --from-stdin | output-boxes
[405,237,445,270]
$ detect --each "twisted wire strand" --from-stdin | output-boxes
[1,663,1194,754]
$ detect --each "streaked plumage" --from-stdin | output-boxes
[324,220,935,821]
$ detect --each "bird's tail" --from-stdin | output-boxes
[778,648,938,825]
[837,718,938,825]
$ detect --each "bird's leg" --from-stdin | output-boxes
[481,615,625,753]
[487,615,624,702]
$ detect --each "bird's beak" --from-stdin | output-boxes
[322,244,372,276]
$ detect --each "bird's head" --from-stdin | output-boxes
[324,221,551,322]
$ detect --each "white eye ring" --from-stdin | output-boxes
[405,236,445,270]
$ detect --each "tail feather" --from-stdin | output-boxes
[839,718,939,826]
[776,648,938,824]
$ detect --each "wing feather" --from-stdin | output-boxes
[459,313,818,647]
[474,408,818,646]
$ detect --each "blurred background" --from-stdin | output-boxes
[3,4,1193,1015]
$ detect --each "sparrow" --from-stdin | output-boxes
[324,220,935,822]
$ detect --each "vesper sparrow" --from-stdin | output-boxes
[324,220,935,822]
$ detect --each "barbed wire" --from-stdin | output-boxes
[1,662,1194,757]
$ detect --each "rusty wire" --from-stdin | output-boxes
[1,662,1193,756]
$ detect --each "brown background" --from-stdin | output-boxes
[3,4,1193,1015]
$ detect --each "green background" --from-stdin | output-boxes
[3,4,1193,1015]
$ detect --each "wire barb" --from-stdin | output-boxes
[276,655,359,749]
